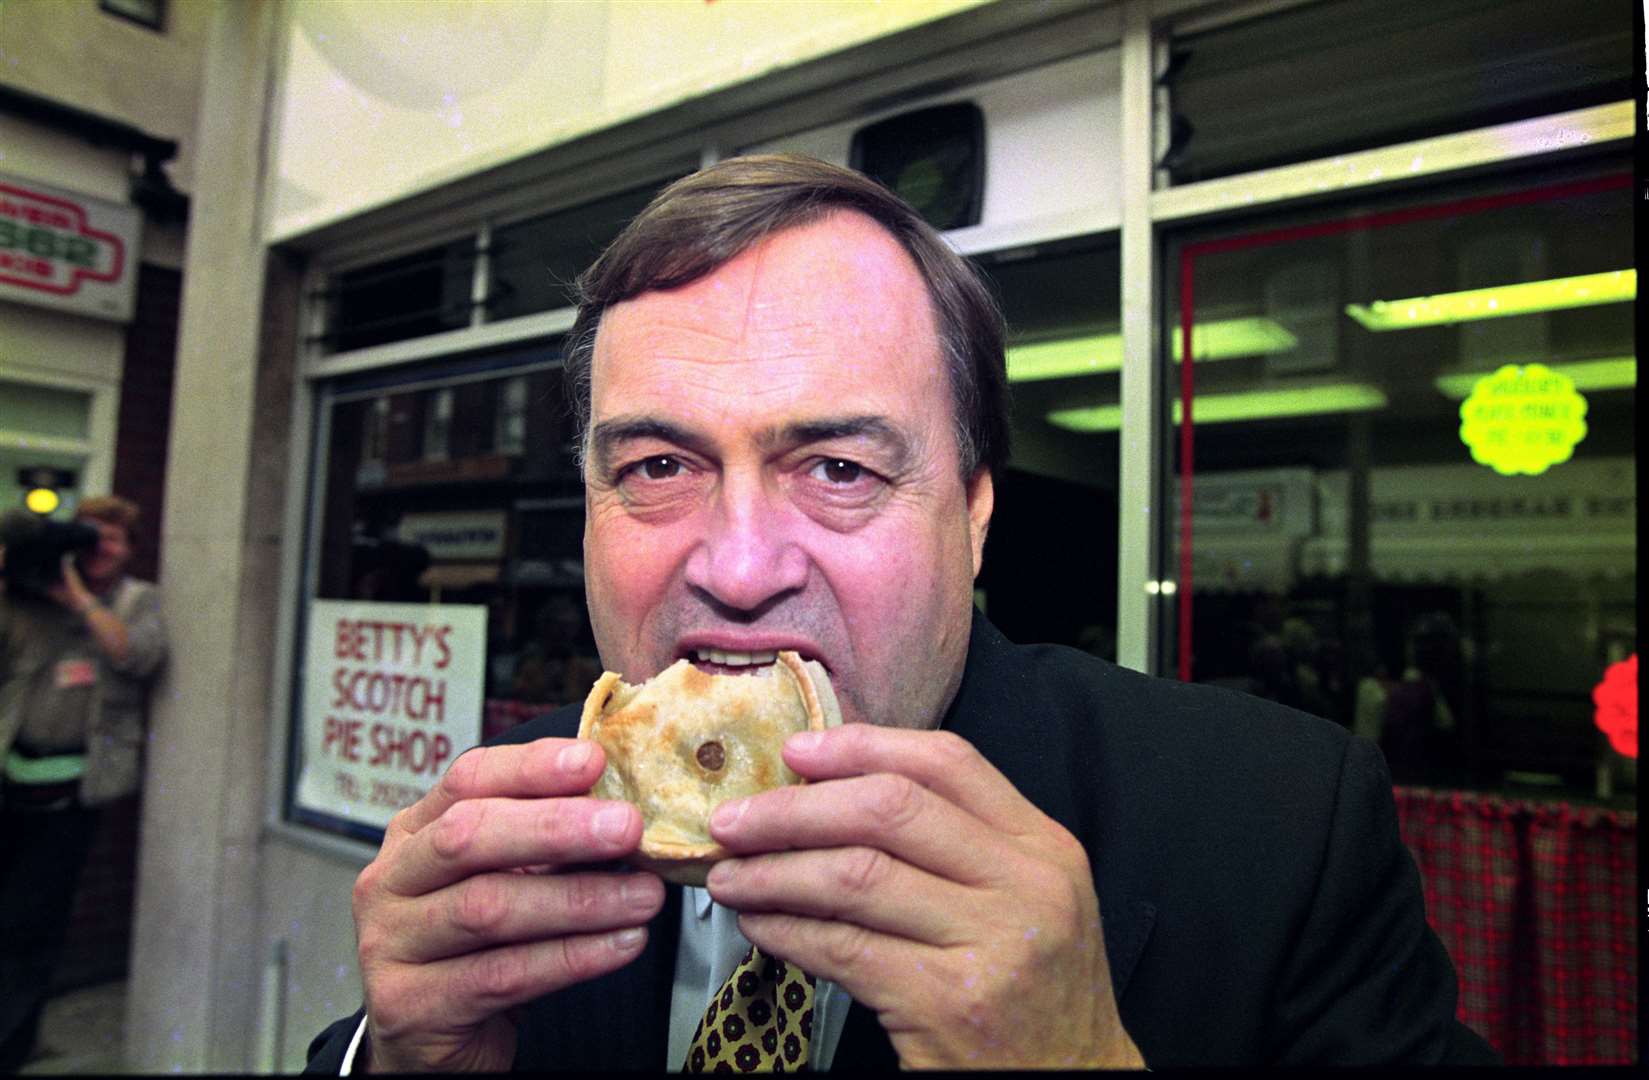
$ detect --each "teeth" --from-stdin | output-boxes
[694,649,778,667]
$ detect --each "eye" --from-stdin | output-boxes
[636,455,682,481]
[810,458,864,485]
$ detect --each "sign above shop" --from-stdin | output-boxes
[0,173,140,323]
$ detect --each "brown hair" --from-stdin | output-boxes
[563,154,1010,478]
[77,495,140,544]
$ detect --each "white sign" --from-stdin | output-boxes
[1170,468,1315,535]
[296,599,487,829]
[398,510,507,560]
[0,172,141,322]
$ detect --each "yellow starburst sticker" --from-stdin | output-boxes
[1458,363,1588,476]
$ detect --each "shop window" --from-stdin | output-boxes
[974,235,1122,659]
[358,397,389,480]
[291,347,589,843]
[422,388,453,462]
[1157,158,1634,804]
[0,379,91,442]
[497,375,528,455]
[487,177,681,322]
[1162,0,1633,184]
[0,379,92,515]
[325,238,478,353]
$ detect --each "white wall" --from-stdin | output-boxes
[0,0,210,192]
[266,0,991,240]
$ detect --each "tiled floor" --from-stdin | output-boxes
[18,980,128,1075]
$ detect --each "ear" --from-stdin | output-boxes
[965,467,994,579]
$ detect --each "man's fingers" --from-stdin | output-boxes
[370,926,651,1037]
[705,847,979,948]
[780,725,1043,838]
[375,869,665,964]
[390,739,606,839]
[734,911,933,1022]
[708,771,1013,887]
[374,795,643,898]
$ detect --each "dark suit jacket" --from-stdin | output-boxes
[307,611,1499,1070]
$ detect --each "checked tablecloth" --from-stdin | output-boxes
[1394,786,1637,1065]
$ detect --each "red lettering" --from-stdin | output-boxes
[368,725,453,776]
[331,666,449,723]
[434,625,452,669]
[335,619,360,661]
[429,733,452,774]
[416,678,446,724]
[322,715,363,761]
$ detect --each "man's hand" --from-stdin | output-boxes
[352,739,665,1072]
[45,555,95,613]
[704,724,1145,1069]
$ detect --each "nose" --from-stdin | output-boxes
[682,472,809,615]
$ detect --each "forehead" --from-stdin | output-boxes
[591,210,943,400]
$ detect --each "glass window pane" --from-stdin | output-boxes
[0,379,91,441]
[294,348,593,842]
[1165,0,1632,184]
[488,177,682,321]
[326,238,477,353]
[975,236,1121,660]
[1163,159,1634,805]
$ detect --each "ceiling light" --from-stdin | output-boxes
[1047,382,1388,432]
[1434,356,1636,399]
[1006,317,1299,382]
[1344,269,1635,331]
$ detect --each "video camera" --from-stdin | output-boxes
[0,510,100,601]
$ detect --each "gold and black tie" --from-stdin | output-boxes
[683,945,815,1071]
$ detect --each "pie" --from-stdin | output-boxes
[577,651,841,886]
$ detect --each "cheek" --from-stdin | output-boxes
[814,517,966,649]
[584,510,687,625]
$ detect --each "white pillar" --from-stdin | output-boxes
[125,1,287,1070]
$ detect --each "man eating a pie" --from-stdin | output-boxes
[305,155,1498,1071]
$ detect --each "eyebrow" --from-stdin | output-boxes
[589,417,708,475]
[588,414,913,474]
[757,416,912,467]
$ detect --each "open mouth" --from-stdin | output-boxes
[684,647,831,677]
[688,648,779,675]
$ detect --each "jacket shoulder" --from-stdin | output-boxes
[483,701,582,747]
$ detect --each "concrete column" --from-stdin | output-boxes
[125,1,287,1071]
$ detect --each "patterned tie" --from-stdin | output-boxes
[683,945,816,1071]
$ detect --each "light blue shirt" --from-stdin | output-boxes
[670,886,852,1071]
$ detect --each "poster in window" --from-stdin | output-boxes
[296,599,486,829]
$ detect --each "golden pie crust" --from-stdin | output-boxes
[577,651,840,886]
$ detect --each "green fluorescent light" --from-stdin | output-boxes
[1006,317,1298,382]
[1434,356,1636,399]
[1345,269,1636,331]
[1047,382,1388,432]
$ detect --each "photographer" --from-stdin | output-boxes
[0,496,167,1069]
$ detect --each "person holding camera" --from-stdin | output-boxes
[0,495,167,1069]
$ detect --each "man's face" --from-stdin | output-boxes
[77,518,132,585]
[582,210,993,729]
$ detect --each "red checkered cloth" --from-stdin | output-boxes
[1394,787,1637,1065]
